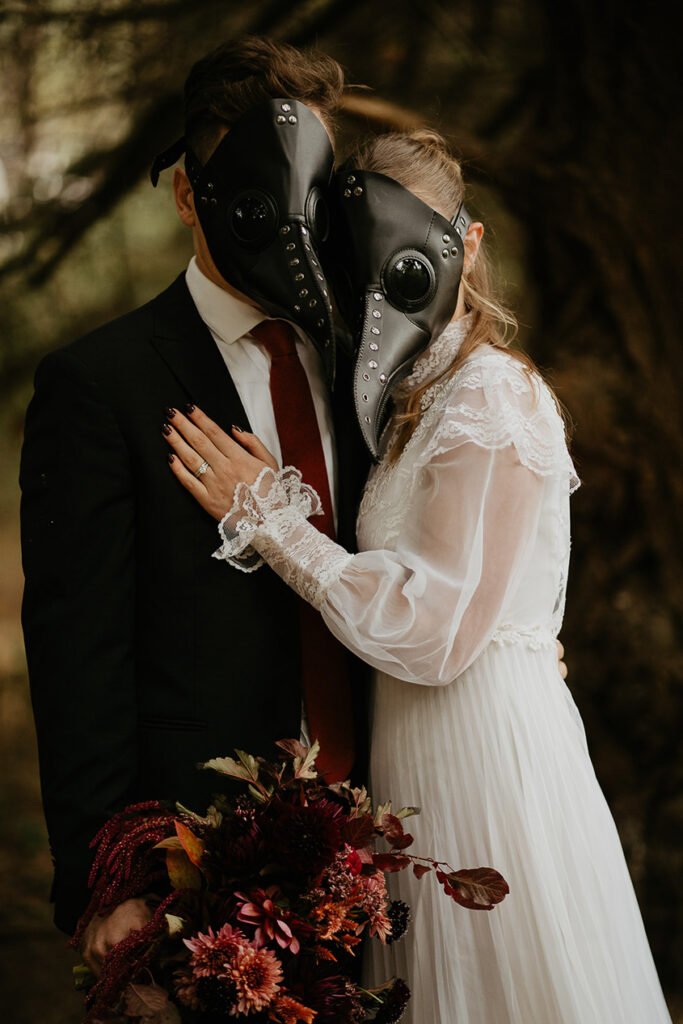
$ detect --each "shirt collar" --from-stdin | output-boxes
[185,256,264,345]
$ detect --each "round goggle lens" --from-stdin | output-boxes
[230,192,277,246]
[388,256,432,303]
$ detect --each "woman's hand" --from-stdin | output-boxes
[162,405,278,520]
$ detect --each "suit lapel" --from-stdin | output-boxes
[150,274,252,435]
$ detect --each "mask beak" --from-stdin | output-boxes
[354,289,429,460]
[267,220,336,388]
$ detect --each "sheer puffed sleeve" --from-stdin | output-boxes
[213,349,578,686]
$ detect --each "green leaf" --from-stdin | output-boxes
[154,836,183,850]
[248,783,267,804]
[235,749,260,782]
[395,805,421,820]
[374,800,391,825]
[72,963,96,992]
[293,738,320,780]
[166,848,202,890]
[200,755,259,783]
[165,913,186,936]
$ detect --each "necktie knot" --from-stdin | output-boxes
[251,319,297,359]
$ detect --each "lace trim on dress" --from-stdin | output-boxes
[490,624,558,651]
[212,466,322,573]
[249,508,354,610]
[212,466,354,607]
[425,351,581,491]
[393,312,474,396]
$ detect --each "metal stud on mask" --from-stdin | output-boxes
[151,99,337,386]
[327,169,471,459]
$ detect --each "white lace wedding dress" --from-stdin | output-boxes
[214,315,671,1023]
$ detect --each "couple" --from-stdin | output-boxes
[20,35,671,1024]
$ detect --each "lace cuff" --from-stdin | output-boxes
[212,466,322,573]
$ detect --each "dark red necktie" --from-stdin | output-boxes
[251,320,355,782]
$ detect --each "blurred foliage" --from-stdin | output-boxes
[0,0,681,1019]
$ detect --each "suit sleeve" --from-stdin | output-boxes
[20,347,138,935]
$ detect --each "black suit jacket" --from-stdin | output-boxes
[20,274,369,935]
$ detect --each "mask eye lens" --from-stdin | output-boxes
[383,250,435,311]
[306,187,330,244]
[229,190,277,248]
[388,257,431,304]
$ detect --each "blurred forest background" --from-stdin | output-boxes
[0,0,681,1021]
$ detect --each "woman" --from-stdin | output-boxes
[162,132,671,1023]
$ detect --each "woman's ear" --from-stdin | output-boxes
[173,167,196,227]
[463,221,484,274]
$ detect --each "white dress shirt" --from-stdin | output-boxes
[185,256,338,527]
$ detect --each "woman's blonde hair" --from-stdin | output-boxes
[346,129,559,459]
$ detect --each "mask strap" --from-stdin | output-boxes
[149,138,205,189]
[451,200,472,239]
[150,138,186,187]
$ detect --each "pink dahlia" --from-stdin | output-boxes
[361,873,392,943]
[228,943,283,1014]
[183,923,249,979]
[236,886,301,954]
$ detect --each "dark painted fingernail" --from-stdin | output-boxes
[232,424,244,432]
[162,423,173,436]
[164,406,176,419]
[168,453,175,464]
[185,403,196,414]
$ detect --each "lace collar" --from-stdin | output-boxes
[393,312,474,399]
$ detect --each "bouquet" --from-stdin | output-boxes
[72,740,508,1023]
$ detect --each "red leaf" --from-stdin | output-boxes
[391,832,415,850]
[175,821,204,867]
[380,813,404,843]
[373,853,411,873]
[342,814,376,849]
[275,738,308,760]
[440,868,509,910]
[412,863,432,880]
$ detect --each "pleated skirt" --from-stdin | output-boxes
[364,641,672,1023]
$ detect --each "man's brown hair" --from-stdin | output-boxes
[184,36,345,162]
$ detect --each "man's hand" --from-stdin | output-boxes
[80,897,153,976]
[557,639,568,680]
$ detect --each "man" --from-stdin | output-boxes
[20,36,367,973]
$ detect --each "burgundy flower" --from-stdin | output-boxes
[201,814,266,882]
[374,978,411,1023]
[288,965,364,1024]
[236,886,301,954]
[386,900,411,945]
[275,799,343,880]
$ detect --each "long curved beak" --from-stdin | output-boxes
[354,290,429,459]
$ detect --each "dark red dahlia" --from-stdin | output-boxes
[288,964,363,1024]
[196,974,239,1015]
[386,900,411,945]
[272,799,343,880]
[374,978,411,1023]
[200,814,266,882]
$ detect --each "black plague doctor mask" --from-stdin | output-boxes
[151,99,337,386]
[328,169,471,459]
